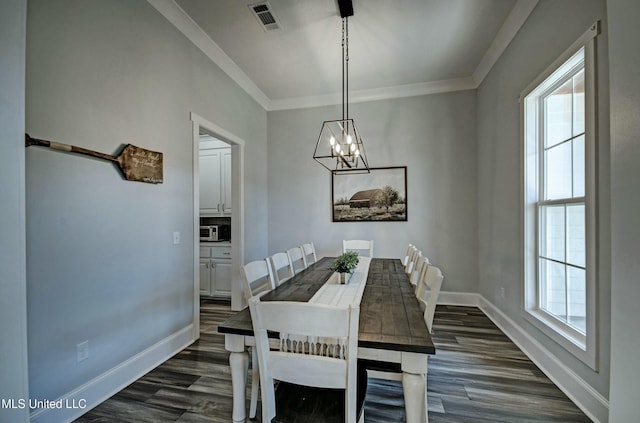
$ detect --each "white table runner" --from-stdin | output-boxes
[308,257,370,307]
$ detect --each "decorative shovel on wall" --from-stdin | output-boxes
[25,133,163,184]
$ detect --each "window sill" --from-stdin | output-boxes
[524,308,597,370]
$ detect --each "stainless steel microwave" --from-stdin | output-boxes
[200,225,218,241]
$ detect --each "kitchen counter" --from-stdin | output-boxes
[200,241,231,247]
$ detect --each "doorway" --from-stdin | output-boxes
[191,113,245,338]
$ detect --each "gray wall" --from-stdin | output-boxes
[25,0,267,403]
[607,0,640,420]
[0,0,29,422]
[268,91,478,293]
[17,0,640,420]
[476,0,610,399]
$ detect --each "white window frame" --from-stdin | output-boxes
[521,22,599,369]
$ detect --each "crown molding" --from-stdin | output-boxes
[268,77,477,111]
[149,0,536,112]
[472,0,539,86]
[146,0,271,110]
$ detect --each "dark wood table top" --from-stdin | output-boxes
[218,257,435,355]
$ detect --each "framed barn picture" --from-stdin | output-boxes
[332,166,407,222]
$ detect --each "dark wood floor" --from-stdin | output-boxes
[74,300,591,422]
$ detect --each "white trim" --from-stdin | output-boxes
[268,77,476,111]
[477,297,608,423]
[436,291,480,307]
[523,308,590,360]
[583,36,598,370]
[29,325,194,423]
[437,292,608,423]
[148,0,534,112]
[520,21,600,102]
[191,117,202,338]
[1,1,29,421]
[26,291,608,423]
[521,25,599,369]
[473,0,540,85]
[191,113,246,149]
[147,0,270,110]
[191,112,246,312]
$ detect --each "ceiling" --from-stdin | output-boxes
[152,0,539,110]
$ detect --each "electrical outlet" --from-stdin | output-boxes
[500,286,505,300]
[77,341,89,362]
[173,231,180,245]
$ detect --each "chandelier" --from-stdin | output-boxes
[313,1,369,174]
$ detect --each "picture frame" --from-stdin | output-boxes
[332,166,407,222]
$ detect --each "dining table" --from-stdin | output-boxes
[218,256,436,423]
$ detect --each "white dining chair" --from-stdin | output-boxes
[409,253,430,290]
[286,246,307,274]
[416,265,444,332]
[240,259,276,419]
[242,259,275,301]
[269,252,294,286]
[405,245,419,275]
[248,297,365,423]
[301,242,318,265]
[342,239,374,258]
[402,243,414,268]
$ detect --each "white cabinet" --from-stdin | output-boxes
[212,260,232,296]
[199,244,231,297]
[200,258,212,295]
[199,147,231,215]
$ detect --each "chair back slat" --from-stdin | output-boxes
[241,260,275,300]
[301,242,318,265]
[409,252,428,287]
[402,243,414,267]
[342,239,374,258]
[269,252,294,286]
[416,265,444,332]
[256,301,352,338]
[286,246,307,274]
[405,245,419,274]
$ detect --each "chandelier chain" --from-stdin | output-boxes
[342,18,345,121]
[313,8,369,174]
[345,17,349,123]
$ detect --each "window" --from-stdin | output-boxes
[522,24,598,369]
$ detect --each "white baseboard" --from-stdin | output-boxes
[436,291,480,306]
[30,324,195,423]
[27,295,609,423]
[438,291,609,423]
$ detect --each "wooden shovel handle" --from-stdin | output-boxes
[25,133,116,162]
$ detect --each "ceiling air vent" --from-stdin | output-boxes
[249,2,281,32]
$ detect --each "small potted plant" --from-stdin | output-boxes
[330,251,359,284]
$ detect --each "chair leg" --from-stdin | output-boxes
[249,347,259,418]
